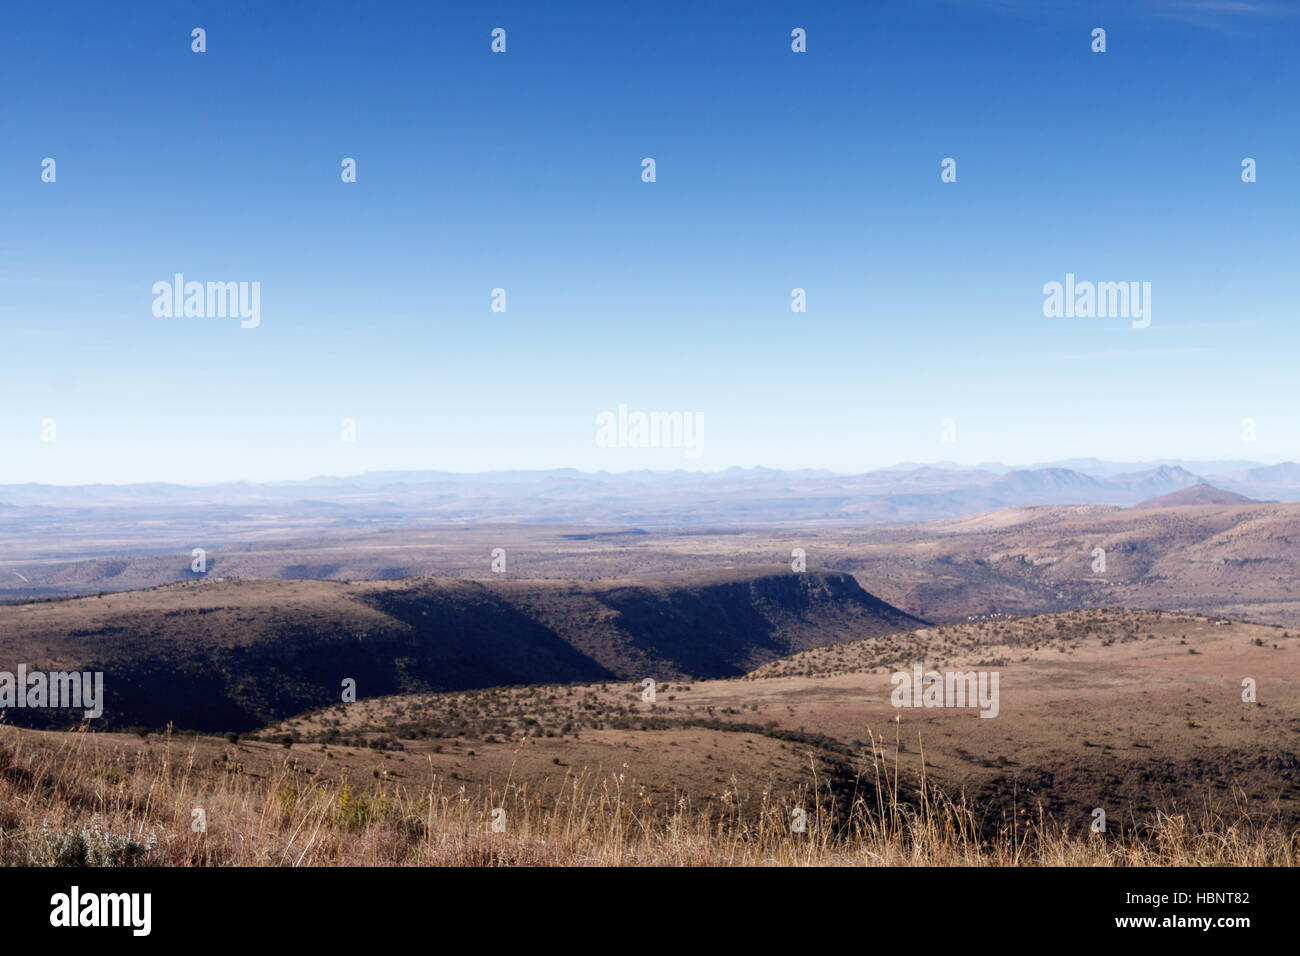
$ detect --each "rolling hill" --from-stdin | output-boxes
[0,569,922,732]
[1133,484,1261,509]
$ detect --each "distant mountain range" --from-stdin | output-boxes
[1,461,1296,531]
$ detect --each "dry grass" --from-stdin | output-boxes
[0,725,1292,867]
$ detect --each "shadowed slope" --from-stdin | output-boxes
[0,569,921,732]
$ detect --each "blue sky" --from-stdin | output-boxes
[2,0,1297,484]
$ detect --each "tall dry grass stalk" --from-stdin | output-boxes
[0,725,1293,866]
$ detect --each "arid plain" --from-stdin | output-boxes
[0,483,1297,864]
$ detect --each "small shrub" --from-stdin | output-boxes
[28,817,157,867]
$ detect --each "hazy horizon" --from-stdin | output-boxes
[2,455,1298,490]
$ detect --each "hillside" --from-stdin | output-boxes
[1133,483,1261,509]
[269,607,1298,832]
[0,569,922,733]
[0,607,1294,866]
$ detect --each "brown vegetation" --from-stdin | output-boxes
[0,722,1291,867]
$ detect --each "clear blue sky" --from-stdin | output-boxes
[2,0,1296,484]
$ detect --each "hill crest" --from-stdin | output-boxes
[1133,483,1261,509]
